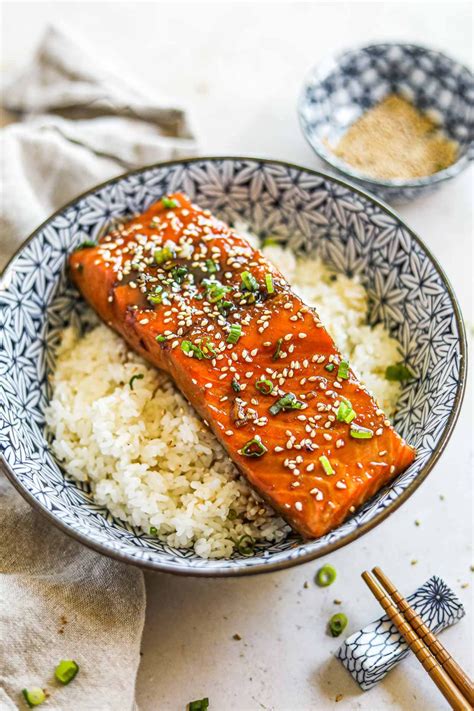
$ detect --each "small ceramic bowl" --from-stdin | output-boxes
[0,157,467,576]
[298,42,474,202]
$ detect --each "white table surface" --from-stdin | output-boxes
[3,2,473,710]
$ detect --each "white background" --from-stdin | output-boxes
[2,2,473,710]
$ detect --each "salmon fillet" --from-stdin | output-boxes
[69,193,415,539]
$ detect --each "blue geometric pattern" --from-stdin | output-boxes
[337,576,465,690]
[299,42,474,202]
[0,158,467,575]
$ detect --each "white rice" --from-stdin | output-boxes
[46,239,402,559]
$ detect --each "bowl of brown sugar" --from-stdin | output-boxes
[299,43,473,202]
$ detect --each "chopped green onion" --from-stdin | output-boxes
[236,534,255,556]
[273,337,283,360]
[161,196,180,209]
[181,340,204,360]
[227,509,237,521]
[324,363,335,372]
[171,265,188,283]
[350,424,374,439]
[329,613,348,637]
[129,374,144,390]
[385,364,413,382]
[204,280,229,303]
[55,659,79,685]
[315,564,337,587]
[200,339,216,358]
[255,378,274,395]
[154,246,175,265]
[241,437,267,457]
[336,399,356,424]
[218,299,233,313]
[337,360,349,380]
[265,273,275,294]
[231,378,241,393]
[22,688,46,707]
[150,526,158,535]
[262,237,279,247]
[147,286,167,304]
[227,323,242,344]
[205,259,218,273]
[188,698,209,711]
[241,270,258,292]
[269,392,304,416]
[319,455,335,476]
[75,239,96,250]
[155,335,166,343]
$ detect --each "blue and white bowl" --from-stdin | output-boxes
[0,158,467,576]
[299,43,474,203]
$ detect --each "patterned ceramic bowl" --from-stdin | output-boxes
[0,158,467,576]
[298,43,474,202]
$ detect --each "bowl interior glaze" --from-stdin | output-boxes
[0,158,466,575]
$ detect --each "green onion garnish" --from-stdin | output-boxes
[188,698,209,711]
[150,526,158,535]
[227,323,242,344]
[22,688,46,707]
[55,659,79,685]
[162,196,180,209]
[255,378,273,395]
[350,424,374,439]
[147,286,167,304]
[262,237,279,247]
[324,363,335,372]
[129,374,144,390]
[231,378,241,392]
[329,612,348,637]
[205,281,229,303]
[218,299,233,313]
[269,392,304,416]
[155,335,166,343]
[336,399,356,424]
[241,437,267,457]
[319,455,335,476]
[265,273,274,294]
[181,340,204,359]
[171,265,188,283]
[315,564,337,587]
[205,259,218,273]
[337,360,349,380]
[75,239,96,250]
[154,246,175,265]
[385,363,413,382]
[227,508,237,520]
[241,270,258,292]
[236,534,255,556]
[273,337,283,360]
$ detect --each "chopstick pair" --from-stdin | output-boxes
[362,567,474,711]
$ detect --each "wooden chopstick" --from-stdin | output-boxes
[361,570,472,711]
[372,566,474,707]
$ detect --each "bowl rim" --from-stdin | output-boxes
[298,40,474,190]
[0,155,468,577]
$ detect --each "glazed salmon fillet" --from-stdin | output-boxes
[69,193,415,539]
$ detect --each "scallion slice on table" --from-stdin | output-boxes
[328,613,348,637]
[22,688,46,708]
[241,437,267,457]
[350,424,374,440]
[337,359,349,380]
[188,698,209,711]
[255,377,273,395]
[315,564,337,587]
[227,323,242,344]
[54,659,79,685]
[319,455,335,476]
[161,196,180,209]
[385,363,413,381]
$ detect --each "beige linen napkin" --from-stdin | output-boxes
[0,24,198,709]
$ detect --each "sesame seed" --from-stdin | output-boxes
[294,501,303,511]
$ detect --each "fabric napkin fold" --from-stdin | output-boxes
[0,24,198,710]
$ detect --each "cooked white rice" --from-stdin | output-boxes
[46,239,402,558]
